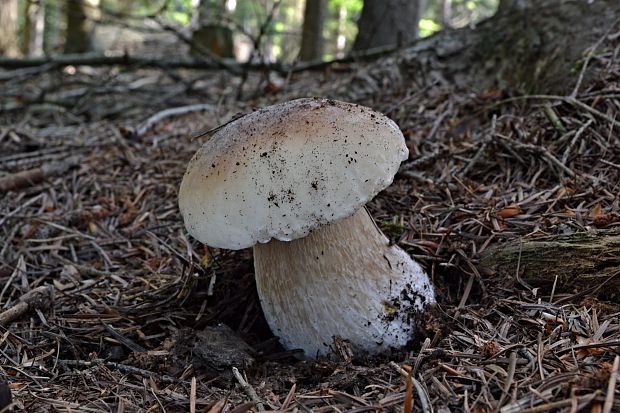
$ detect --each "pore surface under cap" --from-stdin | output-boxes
[179,98,408,249]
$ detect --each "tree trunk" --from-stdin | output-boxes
[21,0,33,55]
[31,0,45,56]
[0,0,20,57]
[64,0,93,53]
[44,0,63,54]
[353,0,423,51]
[299,0,326,61]
[191,0,234,59]
[479,229,620,293]
[442,0,620,92]
[345,0,620,96]
[335,3,347,57]
[441,0,452,29]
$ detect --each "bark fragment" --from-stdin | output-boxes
[479,229,620,291]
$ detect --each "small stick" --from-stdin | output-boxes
[232,367,265,411]
[460,139,489,177]
[560,119,593,165]
[400,149,446,171]
[425,108,450,141]
[412,377,431,413]
[227,402,256,413]
[600,159,620,170]
[389,356,432,413]
[497,134,575,177]
[542,103,566,134]
[602,355,619,413]
[206,398,228,413]
[281,384,296,410]
[135,104,215,138]
[412,338,431,377]
[570,17,620,98]
[457,274,475,309]
[0,285,54,326]
[0,157,79,193]
[190,377,197,413]
[491,94,620,129]
[497,351,517,411]
[503,393,598,413]
[0,256,24,307]
[550,274,559,303]
[59,359,179,384]
[390,361,409,378]
[461,112,496,178]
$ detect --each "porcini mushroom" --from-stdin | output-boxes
[179,98,435,357]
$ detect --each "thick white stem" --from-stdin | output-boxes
[253,208,435,357]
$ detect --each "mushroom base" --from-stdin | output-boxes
[253,208,435,358]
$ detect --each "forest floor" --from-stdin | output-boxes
[1,37,619,412]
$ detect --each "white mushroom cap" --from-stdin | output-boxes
[179,98,408,250]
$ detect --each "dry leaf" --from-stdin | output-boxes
[200,245,210,268]
[591,204,603,218]
[496,205,522,218]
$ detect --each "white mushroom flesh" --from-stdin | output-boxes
[253,208,436,357]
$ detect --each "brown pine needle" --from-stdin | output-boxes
[403,364,413,413]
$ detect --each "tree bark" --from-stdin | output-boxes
[31,0,45,56]
[353,0,423,51]
[441,0,452,29]
[64,0,94,53]
[450,0,620,92]
[21,0,33,55]
[44,0,63,53]
[0,0,20,57]
[345,0,620,96]
[299,0,327,61]
[479,229,620,292]
[191,0,234,59]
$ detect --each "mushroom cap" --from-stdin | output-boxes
[179,97,408,249]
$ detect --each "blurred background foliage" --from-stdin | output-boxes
[3,0,498,63]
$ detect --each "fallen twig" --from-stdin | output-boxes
[0,157,79,193]
[0,52,234,71]
[496,133,576,177]
[561,119,593,165]
[59,359,180,384]
[134,103,215,138]
[232,367,265,411]
[0,285,54,326]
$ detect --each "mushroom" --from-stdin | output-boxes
[179,98,435,357]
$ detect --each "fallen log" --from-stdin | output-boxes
[0,45,398,73]
[479,228,620,292]
[0,52,226,70]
